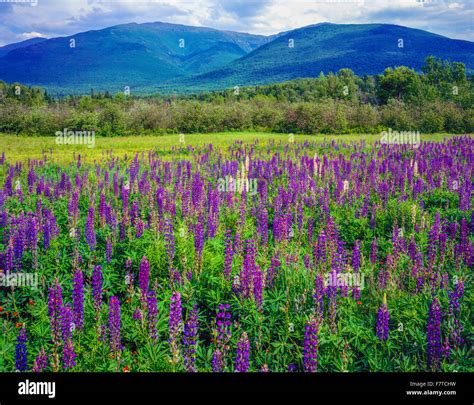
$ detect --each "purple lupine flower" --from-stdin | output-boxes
[61,304,73,342]
[164,219,175,269]
[240,239,255,298]
[376,295,389,341]
[147,290,158,341]
[139,256,150,297]
[85,206,96,251]
[223,229,234,281]
[234,332,250,372]
[212,349,223,372]
[72,269,84,330]
[105,237,113,263]
[194,217,204,261]
[313,274,325,316]
[253,265,263,310]
[183,305,199,372]
[257,206,268,246]
[169,291,182,342]
[327,273,337,333]
[32,348,48,372]
[109,296,121,354]
[169,291,182,364]
[427,298,441,371]
[265,253,280,288]
[132,308,142,321]
[62,339,76,369]
[48,279,63,345]
[303,317,319,372]
[216,303,232,346]
[441,337,451,359]
[92,265,103,313]
[15,327,27,371]
[352,240,361,271]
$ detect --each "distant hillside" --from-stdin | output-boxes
[0,22,472,95]
[0,22,270,94]
[0,37,46,58]
[166,23,474,93]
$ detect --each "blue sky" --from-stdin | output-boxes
[0,0,473,46]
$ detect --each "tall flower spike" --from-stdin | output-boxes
[15,327,27,372]
[147,290,158,341]
[235,332,250,372]
[376,293,389,341]
[183,305,199,372]
[139,256,150,297]
[92,265,103,313]
[427,297,441,371]
[109,296,121,354]
[72,269,84,330]
[303,317,319,372]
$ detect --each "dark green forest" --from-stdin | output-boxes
[0,57,472,135]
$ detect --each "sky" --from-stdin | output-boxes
[0,0,473,46]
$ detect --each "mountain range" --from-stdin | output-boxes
[0,21,472,95]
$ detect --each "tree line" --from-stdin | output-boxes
[0,57,472,136]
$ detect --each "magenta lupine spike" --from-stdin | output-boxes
[139,256,150,297]
[427,298,441,371]
[303,317,319,372]
[183,305,199,372]
[32,348,48,372]
[234,332,250,372]
[109,296,121,354]
[72,269,84,330]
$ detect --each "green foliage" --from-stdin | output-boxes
[0,58,473,136]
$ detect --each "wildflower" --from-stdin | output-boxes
[72,269,84,330]
[303,317,319,372]
[32,348,48,372]
[139,256,150,296]
[48,279,63,345]
[15,327,27,371]
[147,290,158,341]
[109,296,121,354]
[376,294,389,341]
[92,265,103,313]
[427,297,441,371]
[183,305,199,372]
[235,332,250,372]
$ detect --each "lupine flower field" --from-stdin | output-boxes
[0,135,472,373]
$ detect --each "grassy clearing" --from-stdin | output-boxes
[0,132,463,163]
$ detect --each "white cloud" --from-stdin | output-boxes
[0,0,472,46]
[18,31,44,40]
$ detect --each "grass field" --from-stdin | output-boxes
[0,132,463,162]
